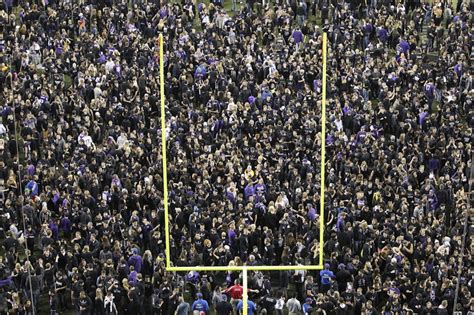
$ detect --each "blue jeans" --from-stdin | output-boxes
[363,35,370,49]
[297,14,305,25]
[362,88,369,102]
[424,9,431,24]
[427,37,433,51]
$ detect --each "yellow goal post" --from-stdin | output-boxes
[159,32,328,315]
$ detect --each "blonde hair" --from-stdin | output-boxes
[96,288,104,300]
[144,250,152,261]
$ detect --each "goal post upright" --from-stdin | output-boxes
[243,267,248,315]
[319,32,327,267]
[159,33,172,270]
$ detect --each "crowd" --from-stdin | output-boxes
[0,0,472,314]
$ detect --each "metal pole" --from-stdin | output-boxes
[319,32,327,266]
[242,267,248,315]
[159,33,171,269]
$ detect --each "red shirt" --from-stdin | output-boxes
[225,285,244,299]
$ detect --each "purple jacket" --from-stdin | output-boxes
[244,184,255,199]
[292,30,303,43]
[128,254,143,273]
[60,217,71,233]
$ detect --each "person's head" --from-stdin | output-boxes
[96,288,103,299]
[366,300,373,309]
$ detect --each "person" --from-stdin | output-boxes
[236,298,257,315]
[223,279,244,312]
[292,266,306,302]
[319,264,336,293]
[215,294,233,315]
[93,288,105,315]
[302,298,313,315]
[49,290,57,315]
[223,278,260,313]
[103,291,118,315]
[275,294,286,315]
[78,291,92,315]
[286,294,302,315]
[192,293,210,314]
[54,271,67,312]
[436,300,449,315]
[128,248,143,273]
[176,296,191,315]
[260,292,278,314]
[335,263,352,292]
[363,300,379,315]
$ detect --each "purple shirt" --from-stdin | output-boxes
[49,221,59,240]
[128,254,143,273]
[378,27,389,42]
[424,83,435,97]
[342,105,352,115]
[326,134,335,145]
[336,216,345,232]
[356,131,366,144]
[428,158,440,172]
[255,183,266,195]
[128,270,138,284]
[428,191,438,211]
[307,207,316,221]
[292,30,303,43]
[363,23,373,35]
[60,217,71,233]
[228,229,236,245]
[454,63,463,77]
[398,40,410,55]
[27,165,35,176]
[419,111,428,126]
[52,193,60,204]
[0,277,13,287]
[99,53,106,64]
[226,189,236,203]
[244,184,255,199]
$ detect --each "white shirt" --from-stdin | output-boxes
[0,123,7,135]
[275,298,285,310]
[117,135,128,149]
[93,86,103,98]
[334,119,343,132]
[105,60,115,72]
[286,298,302,312]
[78,133,94,148]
